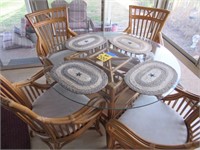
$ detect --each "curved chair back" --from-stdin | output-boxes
[0,75,32,108]
[124,5,170,44]
[26,7,77,59]
[106,87,200,149]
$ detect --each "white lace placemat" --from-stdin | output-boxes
[50,60,108,94]
[124,61,178,96]
[109,34,152,54]
[65,33,107,51]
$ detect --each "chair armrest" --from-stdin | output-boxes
[106,119,147,149]
[36,96,106,124]
[67,28,77,37]
[157,32,164,45]
[123,26,131,34]
[13,68,53,88]
[162,86,200,120]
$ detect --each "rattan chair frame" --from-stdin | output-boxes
[124,5,170,45]
[0,70,106,149]
[106,86,200,149]
[26,7,77,65]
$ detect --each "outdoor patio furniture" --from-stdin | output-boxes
[26,7,78,67]
[106,86,200,149]
[0,69,106,149]
[68,0,94,34]
[124,5,170,45]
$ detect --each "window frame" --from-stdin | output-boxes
[156,0,200,78]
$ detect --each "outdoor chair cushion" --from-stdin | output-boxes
[32,84,89,117]
[119,95,187,145]
[48,49,76,65]
[2,31,34,50]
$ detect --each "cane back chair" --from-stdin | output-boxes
[0,70,106,149]
[124,5,170,45]
[106,86,200,149]
[26,7,77,66]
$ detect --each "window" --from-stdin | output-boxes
[163,0,200,65]
[0,0,26,32]
[105,0,155,32]
[0,0,39,68]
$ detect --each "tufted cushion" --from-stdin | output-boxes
[32,84,89,118]
[51,0,68,8]
[48,50,76,65]
[119,95,187,145]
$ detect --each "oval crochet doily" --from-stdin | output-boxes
[65,33,107,51]
[109,34,152,54]
[124,61,178,96]
[50,60,108,94]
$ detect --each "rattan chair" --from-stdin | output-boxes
[106,87,200,149]
[26,7,77,67]
[0,69,106,149]
[124,5,170,45]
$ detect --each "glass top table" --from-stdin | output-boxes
[50,32,181,119]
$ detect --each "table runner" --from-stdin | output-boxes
[51,60,108,94]
[124,61,178,96]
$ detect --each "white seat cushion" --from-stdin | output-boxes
[119,95,187,145]
[32,84,89,118]
[48,49,76,65]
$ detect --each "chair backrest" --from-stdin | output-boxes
[124,5,170,43]
[28,0,49,12]
[106,87,200,149]
[26,7,76,58]
[51,0,68,8]
[0,75,32,108]
[69,0,87,22]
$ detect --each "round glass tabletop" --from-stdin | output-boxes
[49,32,181,110]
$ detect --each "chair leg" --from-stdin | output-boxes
[106,132,114,149]
[29,128,35,137]
[94,120,103,136]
